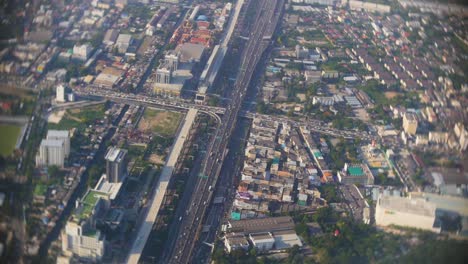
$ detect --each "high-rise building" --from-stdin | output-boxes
[403,112,418,135]
[47,130,70,157]
[56,84,66,103]
[156,66,172,84]
[61,190,109,261]
[72,44,92,61]
[105,147,128,183]
[36,139,65,168]
[164,53,179,71]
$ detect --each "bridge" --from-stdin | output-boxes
[73,89,374,141]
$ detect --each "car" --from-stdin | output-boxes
[179,216,182,221]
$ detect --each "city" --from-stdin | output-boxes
[0,0,467,263]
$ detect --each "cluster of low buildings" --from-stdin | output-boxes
[233,118,333,220]
[222,216,303,253]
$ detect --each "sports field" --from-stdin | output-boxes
[0,124,21,157]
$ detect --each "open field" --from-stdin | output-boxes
[138,108,182,137]
[48,104,105,130]
[0,124,21,157]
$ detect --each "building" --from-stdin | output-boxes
[56,84,66,103]
[175,43,205,63]
[61,189,109,261]
[454,123,468,151]
[429,167,468,196]
[72,44,92,61]
[304,70,321,83]
[36,139,65,167]
[105,147,128,183]
[295,45,309,59]
[156,65,172,84]
[93,174,123,203]
[47,130,70,157]
[375,194,440,233]
[103,29,119,46]
[224,233,249,253]
[273,229,303,250]
[164,52,179,71]
[94,72,121,88]
[348,0,391,13]
[403,112,418,135]
[116,34,132,53]
[411,192,468,236]
[249,233,275,252]
[223,216,302,253]
[338,163,374,185]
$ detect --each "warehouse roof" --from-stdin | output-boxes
[227,216,295,234]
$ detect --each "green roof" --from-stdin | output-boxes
[313,151,323,158]
[272,157,280,164]
[231,211,241,220]
[73,190,108,221]
[348,166,364,176]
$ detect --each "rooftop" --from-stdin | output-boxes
[378,195,436,217]
[249,232,274,241]
[411,192,468,217]
[228,216,295,234]
[348,166,364,176]
[105,147,127,163]
[41,139,64,148]
[94,174,123,200]
[176,43,205,62]
[225,233,249,245]
[47,130,69,138]
[73,190,108,222]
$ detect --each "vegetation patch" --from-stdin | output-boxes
[138,108,182,137]
[48,104,106,131]
[0,124,21,157]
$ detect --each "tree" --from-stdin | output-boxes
[48,165,60,180]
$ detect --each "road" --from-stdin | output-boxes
[160,0,284,263]
[125,109,198,264]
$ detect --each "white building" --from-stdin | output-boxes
[224,233,249,253]
[36,139,65,167]
[56,84,66,103]
[273,230,303,250]
[249,233,275,252]
[61,189,109,261]
[116,34,132,53]
[72,44,92,61]
[375,194,440,233]
[105,147,128,183]
[62,221,105,261]
[47,130,70,157]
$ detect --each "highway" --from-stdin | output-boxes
[67,0,375,262]
[125,109,198,264]
[160,0,284,263]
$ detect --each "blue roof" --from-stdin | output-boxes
[197,15,208,21]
